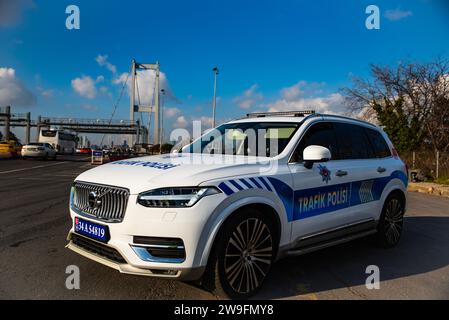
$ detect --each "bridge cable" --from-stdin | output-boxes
[99,67,131,148]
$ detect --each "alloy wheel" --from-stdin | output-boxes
[383,198,404,245]
[223,218,273,294]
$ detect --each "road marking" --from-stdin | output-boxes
[0,162,68,175]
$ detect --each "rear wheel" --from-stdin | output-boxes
[204,208,277,299]
[376,193,405,248]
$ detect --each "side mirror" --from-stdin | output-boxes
[303,145,331,169]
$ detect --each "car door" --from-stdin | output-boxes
[288,121,355,242]
[359,126,395,219]
[332,122,383,223]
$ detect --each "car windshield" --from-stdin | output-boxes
[183,122,300,157]
[28,143,44,146]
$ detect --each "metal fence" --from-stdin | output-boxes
[401,151,449,181]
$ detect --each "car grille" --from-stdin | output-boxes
[72,181,130,222]
[71,233,126,264]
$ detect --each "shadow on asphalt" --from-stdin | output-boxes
[254,216,449,299]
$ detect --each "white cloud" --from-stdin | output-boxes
[384,8,413,21]
[173,115,188,128]
[95,54,117,74]
[0,67,36,107]
[233,84,263,109]
[267,92,345,115]
[80,104,99,111]
[71,76,97,99]
[280,81,306,101]
[41,89,54,98]
[266,81,345,115]
[195,116,214,128]
[164,107,181,118]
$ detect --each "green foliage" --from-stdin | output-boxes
[372,98,423,153]
[434,177,449,186]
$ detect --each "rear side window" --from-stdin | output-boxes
[291,122,339,162]
[364,127,391,158]
[333,122,374,160]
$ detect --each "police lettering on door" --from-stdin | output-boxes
[294,183,351,220]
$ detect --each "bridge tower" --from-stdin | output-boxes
[129,60,160,146]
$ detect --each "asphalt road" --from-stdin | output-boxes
[1,156,448,300]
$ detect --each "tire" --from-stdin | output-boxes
[203,208,278,299]
[43,153,48,161]
[376,192,405,248]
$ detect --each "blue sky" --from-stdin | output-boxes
[1,0,449,143]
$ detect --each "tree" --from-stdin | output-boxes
[371,98,423,152]
[342,58,449,152]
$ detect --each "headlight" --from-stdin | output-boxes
[137,187,221,208]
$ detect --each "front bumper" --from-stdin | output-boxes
[67,193,225,280]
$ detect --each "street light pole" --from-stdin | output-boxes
[160,89,166,146]
[212,67,219,128]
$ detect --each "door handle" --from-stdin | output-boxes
[377,167,387,173]
[336,170,348,177]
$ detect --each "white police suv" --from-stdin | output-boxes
[67,111,408,299]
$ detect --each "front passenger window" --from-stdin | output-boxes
[291,122,338,162]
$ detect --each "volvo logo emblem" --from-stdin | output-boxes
[88,191,102,209]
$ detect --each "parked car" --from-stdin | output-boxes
[66,111,408,299]
[76,147,92,154]
[21,142,57,160]
[0,140,22,159]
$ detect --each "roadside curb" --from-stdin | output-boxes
[408,182,449,198]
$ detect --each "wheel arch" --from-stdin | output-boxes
[382,182,407,209]
[194,196,286,268]
[385,188,407,208]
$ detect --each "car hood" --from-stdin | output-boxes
[75,153,276,194]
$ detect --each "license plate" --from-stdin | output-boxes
[74,217,110,242]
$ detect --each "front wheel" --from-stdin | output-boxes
[376,193,405,248]
[205,209,277,299]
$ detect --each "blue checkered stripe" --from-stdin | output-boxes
[218,177,274,195]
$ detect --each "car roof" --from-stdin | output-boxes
[228,112,379,129]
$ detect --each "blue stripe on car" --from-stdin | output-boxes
[229,180,244,191]
[259,177,273,191]
[218,182,234,195]
[239,179,253,189]
[249,177,263,189]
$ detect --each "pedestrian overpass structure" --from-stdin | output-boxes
[0,106,148,145]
